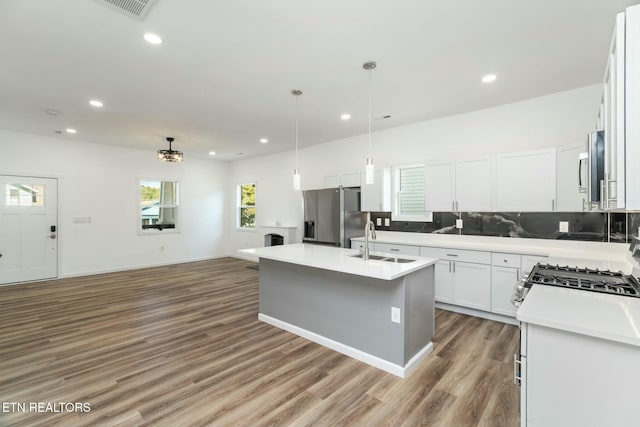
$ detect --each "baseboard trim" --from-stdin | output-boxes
[258,313,433,378]
[59,255,228,280]
[435,302,518,325]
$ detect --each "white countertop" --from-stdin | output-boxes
[353,231,630,266]
[517,285,640,347]
[238,243,437,280]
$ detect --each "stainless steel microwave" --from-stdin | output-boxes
[579,130,604,208]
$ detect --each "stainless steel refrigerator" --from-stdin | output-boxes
[302,187,367,248]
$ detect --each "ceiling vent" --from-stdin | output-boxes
[99,0,156,19]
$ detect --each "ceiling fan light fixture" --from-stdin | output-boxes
[157,137,183,162]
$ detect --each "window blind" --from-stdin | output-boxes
[398,166,425,215]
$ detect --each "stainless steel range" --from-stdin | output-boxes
[512,263,640,307]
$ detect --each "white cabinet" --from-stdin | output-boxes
[434,260,453,303]
[491,266,518,316]
[424,157,492,212]
[556,144,587,211]
[521,255,548,275]
[597,5,640,210]
[422,246,491,310]
[351,240,374,252]
[361,168,391,212]
[323,171,360,188]
[424,160,455,211]
[495,148,557,211]
[455,157,493,211]
[373,242,420,256]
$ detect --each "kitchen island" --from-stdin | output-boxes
[239,243,438,377]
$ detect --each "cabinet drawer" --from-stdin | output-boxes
[437,248,491,264]
[374,242,420,256]
[522,255,548,274]
[419,246,441,259]
[491,252,522,269]
[351,241,373,251]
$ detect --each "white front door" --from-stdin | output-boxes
[0,176,58,284]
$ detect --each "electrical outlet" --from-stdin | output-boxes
[384,218,390,226]
[456,219,463,229]
[559,221,569,233]
[376,217,382,226]
[391,307,401,323]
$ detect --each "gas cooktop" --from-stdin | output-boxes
[525,263,640,298]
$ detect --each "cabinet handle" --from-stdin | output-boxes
[390,248,400,252]
[456,201,459,212]
[446,253,458,257]
[452,261,456,273]
[517,269,520,282]
[448,261,451,272]
[551,199,555,211]
[452,201,455,212]
[503,259,508,263]
[513,354,522,386]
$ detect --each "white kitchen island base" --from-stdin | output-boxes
[241,244,437,378]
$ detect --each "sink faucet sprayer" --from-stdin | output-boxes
[364,220,377,260]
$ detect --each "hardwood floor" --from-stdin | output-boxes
[0,258,520,426]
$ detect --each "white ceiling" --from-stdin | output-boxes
[0,0,637,161]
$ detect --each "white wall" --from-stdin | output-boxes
[0,129,229,277]
[228,84,602,255]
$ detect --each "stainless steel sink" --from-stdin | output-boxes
[350,254,415,263]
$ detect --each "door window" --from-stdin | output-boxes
[4,184,45,207]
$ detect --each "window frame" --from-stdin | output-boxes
[138,178,181,235]
[391,163,430,222]
[236,182,257,231]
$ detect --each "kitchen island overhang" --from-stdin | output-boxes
[239,244,438,378]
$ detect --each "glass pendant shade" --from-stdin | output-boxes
[293,168,301,191]
[365,158,374,185]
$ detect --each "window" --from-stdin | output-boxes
[393,165,427,221]
[140,180,179,232]
[4,184,45,206]
[237,183,256,229]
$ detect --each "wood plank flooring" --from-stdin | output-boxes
[0,258,520,426]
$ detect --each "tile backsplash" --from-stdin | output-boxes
[369,211,640,243]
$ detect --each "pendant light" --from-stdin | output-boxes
[157,137,183,162]
[363,61,376,185]
[292,89,302,190]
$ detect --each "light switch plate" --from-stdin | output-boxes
[559,221,569,233]
[376,218,382,226]
[384,218,390,227]
[456,219,463,229]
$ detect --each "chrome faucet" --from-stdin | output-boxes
[364,220,377,260]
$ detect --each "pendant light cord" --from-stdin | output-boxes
[368,69,372,158]
[295,94,299,169]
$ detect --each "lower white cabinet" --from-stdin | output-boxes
[491,266,519,316]
[434,259,491,311]
[434,260,453,303]
[452,262,491,310]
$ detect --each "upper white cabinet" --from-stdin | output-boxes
[424,157,492,212]
[361,168,391,212]
[323,171,360,188]
[495,148,556,212]
[598,4,640,210]
[556,144,587,211]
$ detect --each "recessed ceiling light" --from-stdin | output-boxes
[143,33,163,45]
[209,151,216,156]
[65,128,77,134]
[482,74,497,83]
[89,99,103,108]
[341,113,351,121]
[260,138,268,144]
